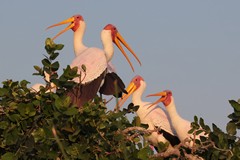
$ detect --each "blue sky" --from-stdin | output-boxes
[1,1,240,131]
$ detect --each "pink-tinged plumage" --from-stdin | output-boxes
[147,90,207,147]
[118,75,180,148]
[71,47,108,84]
[47,14,141,106]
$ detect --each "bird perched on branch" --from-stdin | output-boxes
[118,75,180,150]
[147,90,207,147]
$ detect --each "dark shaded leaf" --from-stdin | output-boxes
[229,100,240,112]
[0,88,8,96]
[50,52,59,60]
[42,58,51,67]
[63,107,78,116]
[194,115,198,123]
[0,121,9,130]
[226,122,237,135]
[34,65,42,72]
[1,152,16,160]
[56,44,64,50]
[81,64,87,72]
[137,146,152,160]
[52,61,59,71]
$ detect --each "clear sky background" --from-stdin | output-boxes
[1,1,240,131]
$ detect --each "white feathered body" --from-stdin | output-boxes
[71,47,108,84]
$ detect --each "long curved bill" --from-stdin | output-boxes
[146,91,167,109]
[116,82,137,108]
[46,17,75,40]
[114,32,142,72]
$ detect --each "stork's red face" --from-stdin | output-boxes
[46,14,84,40]
[103,24,142,72]
[104,24,118,41]
[117,75,144,107]
[146,90,173,108]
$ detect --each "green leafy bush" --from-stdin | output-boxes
[0,39,153,160]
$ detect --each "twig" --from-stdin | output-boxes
[122,126,157,135]
[199,140,233,157]
[52,126,69,160]
[96,128,114,148]
[0,106,5,115]
[150,139,203,159]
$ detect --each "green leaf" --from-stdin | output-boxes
[229,100,240,112]
[156,142,169,152]
[188,128,195,134]
[0,88,8,96]
[50,52,59,60]
[31,128,46,143]
[32,100,40,106]
[81,64,87,72]
[212,123,222,133]
[69,129,80,142]
[194,115,198,123]
[98,123,106,129]
[226,122,237,135]
[200,135,207,142]
[17,103,36,116]
[17,103,28,116]
[8,114,21,122]
[191,121,200,130]
[202,124,211,132]
[63,107,78,116]
[20,80,30,87]
[140,123,149,129]
[33,65,42,72]
[1,152,16,160]
[42,58,51,67]
[56,44,64,50]
[199,117,205,127]
[45,38,54,47]
[137,146,152,160]
[52,61,59,71]
[0,121,9,130]
[5,128,19,145]
[26,104,36,117]
[133,116,141,126]
[65,143,83,157]
[196,129,203,135]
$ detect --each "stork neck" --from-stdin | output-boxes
[132,90,143,105]
[101,30,114,62]
[132,81,146,106]
[73,22,87,56]
[165,98,181,121]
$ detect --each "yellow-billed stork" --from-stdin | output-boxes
[147,90,207,146]
[118,75,180,149]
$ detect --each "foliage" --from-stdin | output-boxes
[0,38,240,159]
[181,100,240,160]
[0,39,154,160]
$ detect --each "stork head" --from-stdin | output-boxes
[103,24,142,72]
[117,75,144,107]
[146,90,173,108]
[46,14,84,40]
